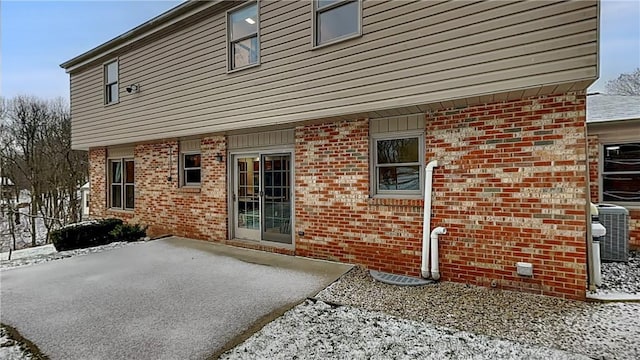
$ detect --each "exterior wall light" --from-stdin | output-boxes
[126,84,139,93]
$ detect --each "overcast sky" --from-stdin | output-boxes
[1,0,639,102]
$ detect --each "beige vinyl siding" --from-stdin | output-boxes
[70,0,598,149]
[228,129,295,150]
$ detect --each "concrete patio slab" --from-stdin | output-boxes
[0,237,352,360]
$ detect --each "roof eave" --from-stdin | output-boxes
[59,0,219,73]
[587,117,640,126]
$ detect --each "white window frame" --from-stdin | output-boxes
[108,158,134,210]
[104,59,119,105]
[312,0,362,48]
[370,131,425,198]
[600,142,640,206]
[181,151,202,187]
[227,1,260,72]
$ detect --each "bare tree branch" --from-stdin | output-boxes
[605,68,640,95]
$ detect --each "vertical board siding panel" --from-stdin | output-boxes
[370,119,379,134]
[397,116,408,131]
[228,129,295,149]
[107,147,135,158]
[388,118,398,132]
[180,139,201,152]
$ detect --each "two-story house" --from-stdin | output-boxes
[61,0,599,300]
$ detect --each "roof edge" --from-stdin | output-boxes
[59,0,219,72]
[587,117,640,125]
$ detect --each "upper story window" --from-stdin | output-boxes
[228,2,259,71]
[313,0,361,47]
[104,60,118,105]
[602,143,640,203]
[372,132,424,197]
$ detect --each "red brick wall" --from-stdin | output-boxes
[295,119,425,273]
[295,93,589,300]
[630,211,640,249]
[428,93,589,300]
[88,93,590,300]
[587,134,640,249]
[88,136,228,241]
[88,148,107,218]
[587,135,600,201]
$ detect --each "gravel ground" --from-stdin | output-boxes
[313,267,640,360]
[221,299,591,360]
[599,250,640,294]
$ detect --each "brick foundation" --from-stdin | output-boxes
[88,92,590,300]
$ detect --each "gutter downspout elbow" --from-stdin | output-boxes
[421,160,439,279]
[430,226,447,281]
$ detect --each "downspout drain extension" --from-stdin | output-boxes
[370,270,434,286]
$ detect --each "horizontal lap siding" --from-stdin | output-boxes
[70,0,598,149]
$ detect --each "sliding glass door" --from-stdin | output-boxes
[233,152,292,245]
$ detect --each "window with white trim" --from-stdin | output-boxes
[228,2,259,70]
[602,143,640,203]
[182,153,202,186]
[372,133,424,197]
[109,158,134,209]
[313,0,361,47]
[104,60,118,104]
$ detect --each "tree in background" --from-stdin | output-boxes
[0,95,88,246]
[605,68,640,95]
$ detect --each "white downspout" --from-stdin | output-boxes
[421,160,439,278]
[430,226,447,280]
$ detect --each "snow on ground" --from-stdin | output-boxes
[598,250,640,294]
[313,267,640,360]
[0,326,33,360]
[0,242,137,270]
[0,244,56,261]
[3,243,640,359]
[0,206,48,252]
[221,299,590,360]
[1,241,141,359]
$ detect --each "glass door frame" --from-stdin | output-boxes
[228,148,295,248]
[233,153,261,241]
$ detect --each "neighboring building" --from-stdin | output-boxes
[80,182,91,220]
[0,177,15,199]
[586,94,640,249]
[61,0,599,300]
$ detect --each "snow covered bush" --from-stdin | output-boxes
[50,218,124,251]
